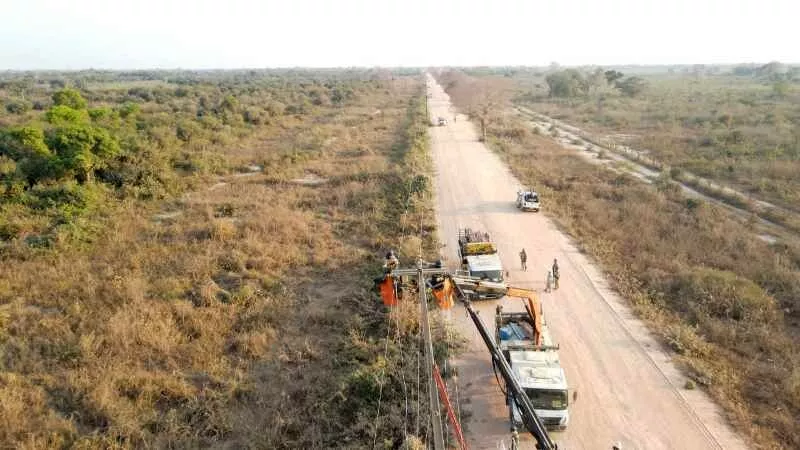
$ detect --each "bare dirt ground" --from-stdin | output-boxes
[426,74,748,450]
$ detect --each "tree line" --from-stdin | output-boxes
[545,68,647,98]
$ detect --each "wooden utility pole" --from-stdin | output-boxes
[393,260,446,450]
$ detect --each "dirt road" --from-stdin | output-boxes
[426,74,747,450]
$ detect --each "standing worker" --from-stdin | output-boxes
[545,270,553,293]
[384,250,399,272]
[552,258,560,290]
[519,248,527,271]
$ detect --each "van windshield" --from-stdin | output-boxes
[525,388,568,410]
[471,270,503,282]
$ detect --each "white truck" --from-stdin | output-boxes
[516,188,540,212]
[457,228,504,298]
[496,300,571,431]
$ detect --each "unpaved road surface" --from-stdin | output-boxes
[426,75,748,450]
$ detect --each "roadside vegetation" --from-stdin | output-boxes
[0,70,455,448]
[438,70,800,449]
[497,64,800,214]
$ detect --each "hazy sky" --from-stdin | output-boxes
[1,0,796,70]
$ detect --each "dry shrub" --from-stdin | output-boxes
[397,235,424,261]
[210,219,237,241]
[228,330,275,359]
[0,373,75,444]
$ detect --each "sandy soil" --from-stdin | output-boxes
[426,74,747,450]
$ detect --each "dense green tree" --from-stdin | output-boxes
[48,125,120,183]
[52,88,88,110]
[118,102,140,119]
[1,127,51,160]
[0,127,55,184]
[46,105,89,125]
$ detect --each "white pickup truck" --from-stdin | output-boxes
[516,189,540,212]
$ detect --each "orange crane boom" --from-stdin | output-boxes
[503,287,543,347]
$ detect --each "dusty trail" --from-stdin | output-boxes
[426,74,747,450]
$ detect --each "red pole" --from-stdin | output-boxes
[433,363,468,450]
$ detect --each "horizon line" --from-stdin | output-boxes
[2,61,799,73]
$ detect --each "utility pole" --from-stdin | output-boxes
[425,91,429,121]
[393,260,446,450]
[417,259,445,450]
[424,74,430,121]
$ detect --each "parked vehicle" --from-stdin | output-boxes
[496,294,571,431]
[516,189,541,212]
[457,228,504,298]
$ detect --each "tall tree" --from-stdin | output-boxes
[450,76,512,142]
[545,70,587,98]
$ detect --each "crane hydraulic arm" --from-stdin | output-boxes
[505,287,544,347]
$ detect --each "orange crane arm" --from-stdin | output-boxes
[504,287,543,347]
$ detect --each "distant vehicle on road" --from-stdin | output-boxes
[516,189,540,212]
[437,117,448,126]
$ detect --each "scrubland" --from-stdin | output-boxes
[0,70,453,448]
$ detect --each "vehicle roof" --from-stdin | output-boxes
[466,253,503,271]
[510,351,568,390]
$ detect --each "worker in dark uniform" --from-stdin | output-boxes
[552,258,560,290]
[384,250,399,272]
[519,248,527,271]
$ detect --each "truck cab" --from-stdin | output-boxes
[463,253,504,281]
[509,351,570,430]
[457,229,505,298]
[460,253,504,299]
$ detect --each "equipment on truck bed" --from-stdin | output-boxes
[448,278,558,450]
[449,279,572,432]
